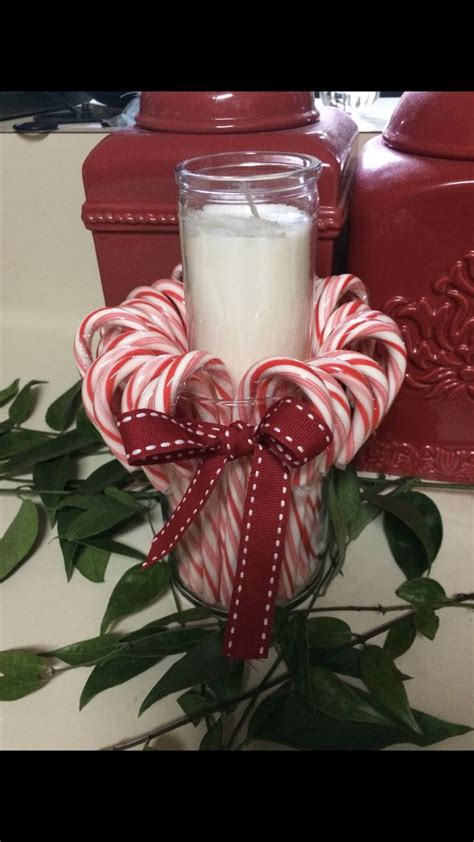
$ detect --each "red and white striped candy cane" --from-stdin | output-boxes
[74,308,171,376]
[319,314,407,408]
[123,288,187,350]
[312,274,368,354]
[307,354,378,467]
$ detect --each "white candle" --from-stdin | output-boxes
[181,203,313,387]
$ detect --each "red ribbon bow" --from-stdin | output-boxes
[118,397,332,660]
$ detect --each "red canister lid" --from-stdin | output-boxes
[383,91,474,160]
[136,91,319,133]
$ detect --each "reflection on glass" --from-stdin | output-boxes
[319,91,380,115]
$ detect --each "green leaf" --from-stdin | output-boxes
[56,508,81,580]
[33,455,70,526]
[104,486,145,511]
[177,689,214,726]
[384,512,428,580]
[248,686,471,751]
[55,494,107,512]
[0,675,46,701]
[75,545,110,583]
[364,490,440,570]
[309,646,412,682]
[0,430,51,459]
[75,406,102,440]
[45,381,82,431]
[277,612,308,674]
[121,607,215,643]
[278,613,314,702]
[0,650,45,674]
[80,459,130,494]
[0,427,99,476]
[207,659,244,708]
[200,718,223,750]
[79,537,146,562]
[309,646,363,677]
[383,491,443,579]
[306,617,352,648]
[125,627,216,657]
[140,634,240,715]
[8,380,45,425]
[348,502,381,541]
[333,465,362,535]
[0,420,14,436]
[0,379,20,407]
[80,655,162,709]
[305,665,390,725]
[396,577,448,607]
[383,615,417,660]
[327,469,348,571]
[414,608,440,641]
[66,499,140,541]
[0,650,47,701]
[360,645,421,734]
[48,634,122,665]
[0,500,40,581]
[101,561,171,634]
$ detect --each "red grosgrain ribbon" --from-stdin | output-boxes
[118,397,332,660]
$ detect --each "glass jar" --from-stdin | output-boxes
[169,394,328,613]
[175,151,322,389]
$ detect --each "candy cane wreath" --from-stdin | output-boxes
[75,269,406,658]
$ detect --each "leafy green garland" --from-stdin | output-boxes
[0,379,473,751]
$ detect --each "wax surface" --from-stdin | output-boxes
[182,203,313,387]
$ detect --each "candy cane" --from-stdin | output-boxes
[320,314,407,408]
[312,274,368,354]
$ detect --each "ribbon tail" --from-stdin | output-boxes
[143,454,227,568]
[223,444,290,660]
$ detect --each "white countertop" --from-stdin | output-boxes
[0,126,472,751]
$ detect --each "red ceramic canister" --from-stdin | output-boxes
[348,92,474,483]
[81,91,357,306]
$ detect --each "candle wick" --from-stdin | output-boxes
[240,181,260,219]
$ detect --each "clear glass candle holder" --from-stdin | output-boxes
[175,151,322,389]
[168,393,328,614]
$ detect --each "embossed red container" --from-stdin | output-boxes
[81,91,357,306]
[348,92,474,483]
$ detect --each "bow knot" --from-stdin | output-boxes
[220,421,255,461]
[118,396,333,660]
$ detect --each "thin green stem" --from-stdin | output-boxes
[362,477,474,493]
[225,654,284,751]
[103,670,291,751]
[302,603,474,614]
[321,593,474,658]
[170,579,184,620]
[305,604,410,614]
[0,486,78,496]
